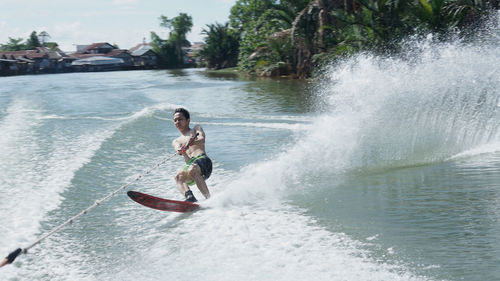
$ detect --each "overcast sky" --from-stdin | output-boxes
[0,0,235,52]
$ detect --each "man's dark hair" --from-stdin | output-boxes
[174,108,190,119]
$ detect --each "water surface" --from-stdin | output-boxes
[0,36,499,281]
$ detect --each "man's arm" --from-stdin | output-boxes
[191,125,205,144]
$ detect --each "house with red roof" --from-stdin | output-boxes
[82,42,115,54]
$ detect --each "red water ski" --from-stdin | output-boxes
[127,191,200,213]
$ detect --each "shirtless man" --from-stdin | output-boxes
[172,108,212,202]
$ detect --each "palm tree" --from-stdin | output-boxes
[290,0,345,76]
[200,22,240,69]
[444,0,498,29]
[0,37,26,51]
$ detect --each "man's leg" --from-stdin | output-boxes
[188,165,210,199]
[175,170,190,195]
[175,170,198,202]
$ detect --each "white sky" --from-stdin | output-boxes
[0,0,235,52]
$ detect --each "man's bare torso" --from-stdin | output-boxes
[173,126,206,162]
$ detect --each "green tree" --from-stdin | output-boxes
[153,13,193,68]
[230,0,314,75]
[415,0,450,32]
[200,22,240,69]
[229,0,276,30]
[0,37,26,51]
[331,0,415,53]
[151,31,178,67]
[229,0,285,71]
[226,0,498,77]
[26,31,41,49]
[150,31,169,66]
[443,0,497,31]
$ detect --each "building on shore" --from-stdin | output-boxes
[129,43,158,68]
[0,42,160,76]
[0,47,68,75]
[70,43,137,71]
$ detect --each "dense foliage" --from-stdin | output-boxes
[2,2,496,75]
[0,37,26,51]
[199,23,240,69]
[211,0,498,77]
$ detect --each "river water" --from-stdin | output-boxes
[0,32,499,280]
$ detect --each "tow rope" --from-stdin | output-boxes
[1,151,179,268]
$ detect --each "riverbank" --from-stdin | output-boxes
[204,66,299,80]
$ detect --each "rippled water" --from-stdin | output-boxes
[0,31,499,281]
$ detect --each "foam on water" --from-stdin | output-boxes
[197,112,312,123]
[0,99,116,250]
[37,102,183,121]
[0,101,182,277]
[109,206,423,281]
[127,102,184,120]
[449,141,500,160]
[0,99,44,244]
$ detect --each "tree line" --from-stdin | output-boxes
[197,0,498,77]
[3,1,497,77]
[0,31,59,51]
